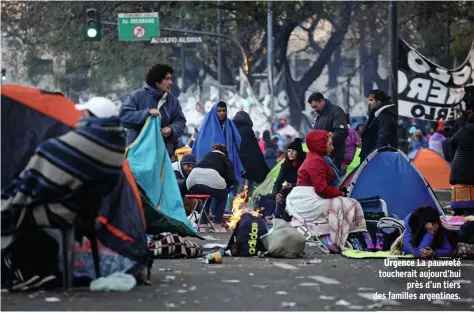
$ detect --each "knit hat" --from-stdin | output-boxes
[287,138,303,152]
[180,154,196,166]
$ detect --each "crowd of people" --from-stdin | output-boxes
[2,62,473,291]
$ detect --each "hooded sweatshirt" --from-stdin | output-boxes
[297,130,344,198]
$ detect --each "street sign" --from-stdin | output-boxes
[150,37,202,44]
[118,13,159,41]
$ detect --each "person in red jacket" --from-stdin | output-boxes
[285,130,367,250]
[297,130,347,198]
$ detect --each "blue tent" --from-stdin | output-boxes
[347,147,443,219]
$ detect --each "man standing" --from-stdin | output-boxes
[360,89,398,160]
[119,63,186,157]
[191,102,243,182]
[308,92,348,171]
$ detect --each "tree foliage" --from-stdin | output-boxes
[2,1,473,122]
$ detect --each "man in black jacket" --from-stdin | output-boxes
[308,92,348,171]
[360,89,398,160]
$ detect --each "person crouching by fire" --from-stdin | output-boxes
[186,144,237,233]
[172,154,197,215]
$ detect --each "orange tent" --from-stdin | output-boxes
[412,148,451,190]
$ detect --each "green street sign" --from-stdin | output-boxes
[118,13,159,41]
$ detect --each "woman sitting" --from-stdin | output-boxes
[272,138,306,220]
[286,130,366,250]
[403,206,453,258]
[186,144,237,232]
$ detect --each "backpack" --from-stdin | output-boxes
[376,217,405,251]
[226,213,267,256]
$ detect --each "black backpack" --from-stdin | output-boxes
[226,213,267,256]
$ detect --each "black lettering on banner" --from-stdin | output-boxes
[436,109,448,121]
[398,38,474,121]
[410,105,425,119]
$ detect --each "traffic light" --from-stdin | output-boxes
[84,6,101,40]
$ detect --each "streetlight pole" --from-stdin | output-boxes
[180,10,185,89]
[217,4,222,100]
[267,1,275,126]
[388,0,398,114]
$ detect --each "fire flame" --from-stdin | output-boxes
[227,186,263,230]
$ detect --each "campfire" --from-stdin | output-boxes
[227,186,262,230]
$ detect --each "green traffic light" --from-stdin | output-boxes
[87,28,98,38]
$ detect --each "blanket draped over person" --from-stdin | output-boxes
[191,103,244,182]
[126,116,198,237]
[1,117,126,250]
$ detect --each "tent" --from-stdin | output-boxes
[408,148,451,190]
[249,145,361,207]
[1,84,148,278]
[345,147,443,219]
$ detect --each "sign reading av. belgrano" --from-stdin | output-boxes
[398,39,474,121]
[150,37,202,44]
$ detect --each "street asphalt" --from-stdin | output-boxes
[2,232,473,311]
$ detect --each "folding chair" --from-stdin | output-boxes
[185,194,215,232]
[357,196,388,243]
[357,196,388,220]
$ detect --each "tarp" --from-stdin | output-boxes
[408,148,451,190]
[346,147,443,219]
[1,84,148,278]
[126,116,198,237]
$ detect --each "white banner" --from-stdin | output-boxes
[397,39,474,121]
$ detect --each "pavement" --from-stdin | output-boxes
[2,232,474,311]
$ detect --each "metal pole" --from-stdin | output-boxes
[267,1,275,126]
[388,0,398,115]
[217,5,222,100]
[102,21,248,72]
[180,10,185,88]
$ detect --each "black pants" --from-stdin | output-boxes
[188,184,228,225]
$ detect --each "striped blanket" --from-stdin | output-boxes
[1,117,126,250]
[287,186,367,250]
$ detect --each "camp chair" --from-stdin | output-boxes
[185,194,215,232]
[43,214,101,291]
[60,215,101,290]
[357,196,388,221]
